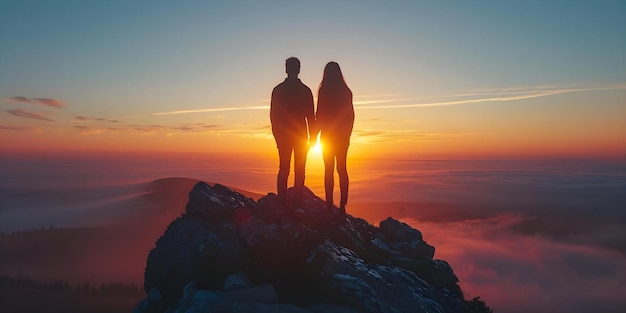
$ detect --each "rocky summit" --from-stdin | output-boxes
[134,182,465,313]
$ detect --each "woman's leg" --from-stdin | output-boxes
[322,143,335,206]
[336,144,349,209]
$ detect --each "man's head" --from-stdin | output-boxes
[285,57,300,77]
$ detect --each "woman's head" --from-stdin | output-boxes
[321,62,347,87]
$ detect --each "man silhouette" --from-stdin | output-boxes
[270,57,315,207]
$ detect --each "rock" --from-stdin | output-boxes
[186,182,255,220]
[185,290,220,313]
[228,302,312,313]
[308,240,464,313]
[391,257,461,295]
[388,239,435,259]
[164,281,279,313]
[375,217,435,259]
[238,216,278,246]
[224,271,252,291]
[133,287,163,313]
[325,216,377,259]
[136,182,467,313]
[143,215,245,306]
[379,217,422,242]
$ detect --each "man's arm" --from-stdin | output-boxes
[270,87,277,126]
[305,87,317,147]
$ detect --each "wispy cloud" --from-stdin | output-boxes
[0,125,42,132]
[73,123,227,136]
[151,98,409,116]
[72,115,121,123]
[356,93,398,99]
[259,94,399,103]
[357,84,626,110]
[4,96,31,104]
[32,98,66,108]
[153,106,269,116]
[6,109,53,121]
[208,124,273,140]
[152,84,625,117]
[3,96,66,108]
[353,98,414,105]
[352,129,484,143]
[74,125,105,135]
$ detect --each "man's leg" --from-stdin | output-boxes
[277,143,292,207]
[293,140,308,205]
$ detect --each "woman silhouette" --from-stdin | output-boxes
[315,62,354,214]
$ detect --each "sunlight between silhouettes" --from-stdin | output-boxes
[311,139,322,154]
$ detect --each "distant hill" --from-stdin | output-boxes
[0,177,263,285]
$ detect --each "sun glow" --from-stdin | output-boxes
[309,132,323,155]
[312,140,322,154]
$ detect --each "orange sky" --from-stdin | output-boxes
[1,109,624,160]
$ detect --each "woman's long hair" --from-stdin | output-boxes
[318,62,349,92]
[316,62,354,139]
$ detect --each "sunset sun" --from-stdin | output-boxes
[312,140,322,154]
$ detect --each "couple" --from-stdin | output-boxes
[270,57,354,214]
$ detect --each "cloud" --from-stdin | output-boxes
[214,126,273,140]
[74,125,105,135]
[6,109,53,121]
[153,106,269,116]
[3,96,66,108]
[353,98,414,105]
[32,98,66,108]
[4,96,32,104]
[352,129,483,143]
[350,159,626,221]
[72,115,121,123]
[152,84,626,117]
[357,93,398,98]
[0,125,42,132]
[402,215,626,313]
[195,124,274,140]
[357,84,626,110]
[259,94,399,104]
[72,123,229,136]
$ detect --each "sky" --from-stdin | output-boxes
[1,0,625,159]
[2,3,625,311]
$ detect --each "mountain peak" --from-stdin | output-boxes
[135,181,466,313]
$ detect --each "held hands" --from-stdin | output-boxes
[308,129,319,150]
[307,121,318,150]
[308,137,316,150]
